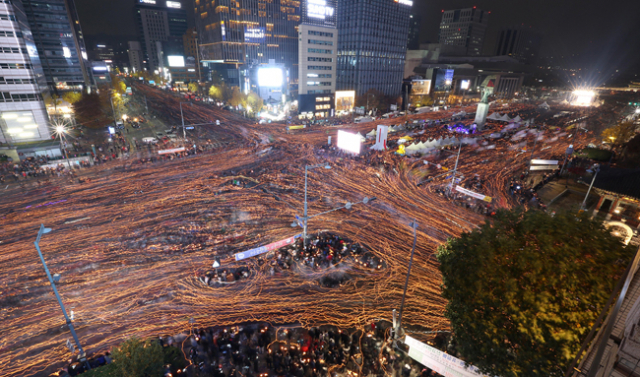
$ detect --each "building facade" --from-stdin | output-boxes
[0,0,52,143]
[195,0,300,89]
[20,0,92,92]
[438,8,489,56]
[128,41,143,73]
[336,0,411,97]
[135,0,188,73]
[494,26,541,65]
[183,27,200,80]
[297,0,337,118]
[407,13,420,50]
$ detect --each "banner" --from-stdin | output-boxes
[235,234,301,261]
[530,165,558,171]
[288,125,306,130]
[455,185,492,202]
[405,336,491,377]
[158,147,186,155]
[531,159,559,165]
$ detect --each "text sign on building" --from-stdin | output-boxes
[405,336,491,377]
[166,1,181,8]
[139,0,156,4]
[307,0,334,20]
[394,0,413,5]
[244,26,266,43]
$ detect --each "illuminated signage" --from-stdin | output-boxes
[307,0,334,19]
[335,90,355,112]
[244,26,265,43]
[139,0,156,4]
[62,46,71,58]
[394,0,413,5]
[460,80,470,90]
[337,131,361,154]
[167,55,185,67]
[166,1,181,8]
[444,69,454,85]
[258,67,284,87]
[411,80,431,95]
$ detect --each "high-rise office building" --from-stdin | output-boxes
[195,0,300,86]
[495,26,542,65]
[298,0,337,118]
[407,13,420,50]
[135,0,188,72]
[128,41,144,73]
[20,0,92,92]
[183,27,200,79]
[336,0,412,97]
[0,0,52,143]
[438,7,489,56]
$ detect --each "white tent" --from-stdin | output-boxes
[356,132,366,142]
[366,129,377,138]
[499,114,511,122]
[405,143,420,155]
[512,115,522,123]
[539,101,550,109]
[487,113,500,120]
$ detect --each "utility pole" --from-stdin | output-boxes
[527,130,540,173]
[180,102,186,143]
[397,220,418,333]
[34,225,90,370]
[449,140,462,189]
[580,164,599,212]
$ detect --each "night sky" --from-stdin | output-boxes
[74,0,640,79]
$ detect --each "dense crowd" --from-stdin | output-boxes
[201,233,385,289]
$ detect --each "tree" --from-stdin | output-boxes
[356,89,384,113]
[601,121,637,146]
[62,91,83,105]
[111,74,126,95]
[188,82,199,94]
[209,85,223,101]
[246,91,263,114]
[229,86,245,107]
[437,209,634,377]
[111,337,164,377]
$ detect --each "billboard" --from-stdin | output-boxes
[245,26,265,43]
[444,69,454,85]
[257,67,284,87]
[411,80,431,95]
[303,0,337,26]
[337,130,361,154]
[335,90,355,112]
[167,55,185,67]
[460,80,470,90]
[235,234,301,261]
[166,1,181,8]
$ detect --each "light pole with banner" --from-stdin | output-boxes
[580,164,600,212]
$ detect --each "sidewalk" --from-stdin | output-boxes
[537,179,600,212]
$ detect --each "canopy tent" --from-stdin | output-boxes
[538,102,550,109]
[512,115,522,123]
[486,113,500,120]
[366,129,377,138]
[498,114,511,122]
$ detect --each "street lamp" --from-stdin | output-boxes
[34,225,90,370]
[580,164,600,212]
[54,121,73,170]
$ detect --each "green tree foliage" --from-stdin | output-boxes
[437,209,634,377]
[62,91,83,105]
[111,337,164,377]
[188,82,199,94]
[111,74,127,95]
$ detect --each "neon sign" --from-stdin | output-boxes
[394,0,413,5]
[307,0,334,19]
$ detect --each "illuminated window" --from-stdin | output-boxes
[287,15,300,21]
[259,11,266,17]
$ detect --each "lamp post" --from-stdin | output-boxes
[303,163,331,248]
[34,225,90,370]
[449,140,462,190]
[55,124,73,170]
[397,220,418,334]
[580,164,600,212]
